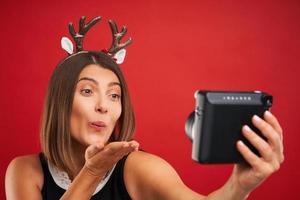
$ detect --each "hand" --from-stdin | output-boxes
[232,111,284,194]
[83,140,139,178]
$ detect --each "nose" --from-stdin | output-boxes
[95,98,108,114]
[95,105,108,114]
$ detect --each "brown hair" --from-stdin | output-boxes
[40,51,135,174]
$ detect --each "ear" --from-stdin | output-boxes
[113,49,126,64]
[61,37,74,55]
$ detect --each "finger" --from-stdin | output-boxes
[252,115,281,150]
[104,141,135,157]
[114,142,138,158]
[85,144,103,159]
[128,140,139,151]
[264,111,283,141]
[236,140,263,169]
[252,115,284,164]
[263,111,284,161]
[105,141,128,153]
[96,142,105,149]
[109,141,138,151]
[242,125,273,161]
[88,143,125,164]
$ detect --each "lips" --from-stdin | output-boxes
[89,121,107,131]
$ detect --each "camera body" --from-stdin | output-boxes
[185,90,273,164]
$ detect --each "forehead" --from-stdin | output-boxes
[78,64,120,84]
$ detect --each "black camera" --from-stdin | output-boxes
[185,90,273,164]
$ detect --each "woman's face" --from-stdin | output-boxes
[70,64,122,147]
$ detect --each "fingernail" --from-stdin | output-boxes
[253,115,261,122]
[237,140,245,147]
[243,125,251,134]
[265,110,272,117]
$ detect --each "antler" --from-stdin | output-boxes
[68,16,102,52]
[108,20,132,55]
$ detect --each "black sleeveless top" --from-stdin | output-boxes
[39,153,132,200]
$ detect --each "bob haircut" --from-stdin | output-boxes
[40,51,135,174]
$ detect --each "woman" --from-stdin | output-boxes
[5,16,284,200]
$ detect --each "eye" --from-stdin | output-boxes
[110,93,121,101]
[80,88,93,96]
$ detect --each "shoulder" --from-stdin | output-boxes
[6,154,44,181]
[124,151,203,200]
[5,154,44,199]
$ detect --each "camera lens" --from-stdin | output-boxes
[185,111,195,141]
[262,95,273,108]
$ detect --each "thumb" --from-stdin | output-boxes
[85,143,104,159]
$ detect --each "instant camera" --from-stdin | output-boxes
[185,90,273,164]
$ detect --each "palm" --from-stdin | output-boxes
[233,163,265,192]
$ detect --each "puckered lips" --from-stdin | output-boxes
[88,121,107,131]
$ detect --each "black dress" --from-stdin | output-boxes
[39,153,132,200]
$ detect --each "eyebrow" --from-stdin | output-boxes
[77,77,121,87]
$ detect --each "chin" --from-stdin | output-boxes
[86,134,110,146]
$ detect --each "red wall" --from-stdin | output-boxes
[1,0,299,199]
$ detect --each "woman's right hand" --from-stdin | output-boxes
[83,141,139,178]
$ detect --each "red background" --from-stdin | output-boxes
[1,0,299,199]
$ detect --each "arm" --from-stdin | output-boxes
[124,111,284,200]
[5,155,43,200]
[228,111,284,195]
[60,141,139,200]
[58,166,104,200]
[124,151,248,200]
[125,151,205,200]
[206,111,284,200]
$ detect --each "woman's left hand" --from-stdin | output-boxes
[232,111,284,194]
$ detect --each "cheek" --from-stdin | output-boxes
[70,96,92,133]
[110,104,122,124]
[70,103,82,135]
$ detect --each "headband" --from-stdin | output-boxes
[61,16,132,64]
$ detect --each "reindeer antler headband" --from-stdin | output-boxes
[61,16,132,64]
